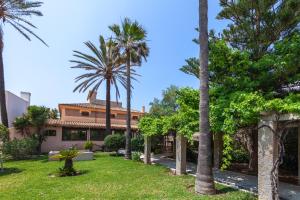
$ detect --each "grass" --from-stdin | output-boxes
[0,153,256,200]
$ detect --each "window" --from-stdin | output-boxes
[44,129,56,136]
[132,116,139,120]
[111,114,116,118]
[90,129,107,141]
[81,111,90,117]
[62,128,87,141]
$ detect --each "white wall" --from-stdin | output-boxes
[0,91,30,127]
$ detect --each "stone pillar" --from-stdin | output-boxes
[213,133,223,169]
[144,136,151,164]
[258,119,278,200]
[298,127,300,185]
[176,134,187,175]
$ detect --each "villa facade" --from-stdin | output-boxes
[10,91,145,153]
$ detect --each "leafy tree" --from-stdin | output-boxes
[13,116,31,135]
[217,0,300,60]
[0,1,47,127]
[109,18,149,159]
[13,106,49,153]
[71,35,132,135]
[27,106,49,153]
[149,85,179,117]
[195,0,216,195]
[180,58,199,79]
[49,108,59,119]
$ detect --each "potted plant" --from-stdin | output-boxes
[84,141,93,152]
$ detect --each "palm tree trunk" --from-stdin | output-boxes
[125,53,132,160]
[106,79,112,135]
[0,30,8,128]
[195,0,216,195]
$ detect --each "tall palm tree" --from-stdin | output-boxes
[195,0,216,195]
[0,0,46,127]
[71,36,137,135]
[109,18,149,159]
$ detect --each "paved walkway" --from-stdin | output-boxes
[151,155,300,200]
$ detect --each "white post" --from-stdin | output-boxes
[176,134,187,175]
[144,136,151,164]
[258,119,278,200]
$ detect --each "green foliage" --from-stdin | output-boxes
[0,124,9,143]
[0,1,47,45]
[54,148,79,177]
[149,85,179,117]
[13,116,30,135]
[104,134,125,154]
[2,138,38,160]
[132,152,142,162]
[218,0,300,59]
[84,141,93,151]
[138,116,163,137]
[27,106,50,129]
[175,88,199,140]
[49,108,59,119]
[131,135,144,152]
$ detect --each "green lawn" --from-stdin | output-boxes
[0,153,256,200]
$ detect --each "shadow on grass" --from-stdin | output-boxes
[48,169,90,178]
[0,168,23,176]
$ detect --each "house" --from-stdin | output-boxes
[39,91,145,152]
[0,91,31,127]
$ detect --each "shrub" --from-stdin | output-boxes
[104,134,125,155]
[2,137,38,160]
[132,152,142,161]
[84,141,93,151]
[0,124,9,143]
[53,148,79,177]
[131,135,144,152]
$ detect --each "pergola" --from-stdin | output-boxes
[143,112,300,200]
[258,112,300,200]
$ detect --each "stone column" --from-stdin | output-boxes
[144,136,151,164]
[298,127,300,185]
[258,119,278,200]
[176,134,187,175]
[213,133,223,169]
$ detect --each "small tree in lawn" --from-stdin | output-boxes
[53,148,79,177]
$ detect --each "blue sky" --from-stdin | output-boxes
[4,0,227,111]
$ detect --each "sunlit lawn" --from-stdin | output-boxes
[0,153,256,200]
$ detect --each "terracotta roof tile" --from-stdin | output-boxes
[59,103,141,113]
[46,119,138,130]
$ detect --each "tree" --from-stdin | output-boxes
[13,106,49,153]
[149,85,179,117]
[0,0,47,127]
[27,106,49,153]
[195,0,215,195]
[71,35,132,135]
[109,18,149,159]
[217,0,300,60]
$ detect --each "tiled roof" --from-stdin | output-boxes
[59,103,141,113]
[46,119,138,130]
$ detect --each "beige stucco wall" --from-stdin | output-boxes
[9,127,105,153]
[41,127,104,153]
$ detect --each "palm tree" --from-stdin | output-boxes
[0,0,47,127]
[195,0,216,195]
[71,36,137,135]
[109,18,149,159]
